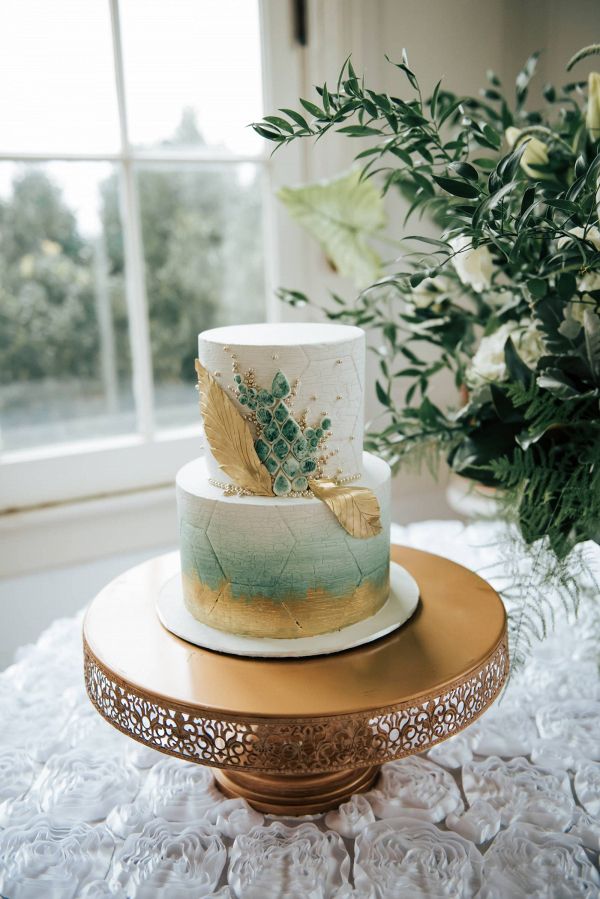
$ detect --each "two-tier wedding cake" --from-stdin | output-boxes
[175,322,393,640]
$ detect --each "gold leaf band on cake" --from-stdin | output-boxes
[181,571,390,639]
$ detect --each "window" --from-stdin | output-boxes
[0,0,302,509]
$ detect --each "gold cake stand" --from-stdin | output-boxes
[83,546,508,815]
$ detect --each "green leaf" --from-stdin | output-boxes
[520,186,536,216]
[383,323,397,345]
[253,125,285,142]
[388,146,412,165]
[526,278,547,300]
[438,98,464,127]
[418,396,444,427]
[483,124,501,148]
[473,157,496,170]
[472,180,516,230]
[515,420,555,451]
[447,422,520,486]
[432,176,480,198]
[448,161,479,181]
[556,272,576,301]
[429,79,442,119]
[574,155,587,178]
[376,379,391,407]
[403,234,451,249]
[584,310,600,382]
[536,370,579,397]
[300,98,325,118]
[566,43,600,71]
[491,384,523,423]
[409,271,429,287]
[498,142,527,183]
[505,337,533,387]
[263,115,294,134]
[515,51,540,105]
[395,49,419,91]
[278,168,386,288]
[275,287,309,307]
[279,107,310,130]
[337,125,383,137]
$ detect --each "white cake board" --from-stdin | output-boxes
[156,562,420,658]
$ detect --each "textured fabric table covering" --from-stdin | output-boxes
[1,520,599,898]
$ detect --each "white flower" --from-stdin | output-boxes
[324,794,375,839]
[579,272,600,292]
[407,274,450,309]
[557,226,600,292]
[463,756,574,831]
[587,72,600,140]
[367,757,462,823]
[354,817,483,897]
[484,288,520,309]
[558,225,600,252]
[229,822,350,898]
[450,235,494,293]
[518,321,546,366]
[467,320,544,387]
[113,820,226,896]
[505,126,549,178]
[567,300,590,327]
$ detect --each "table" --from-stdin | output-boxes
[1,521,599,897]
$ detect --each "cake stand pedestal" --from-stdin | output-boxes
[83,546,508,815]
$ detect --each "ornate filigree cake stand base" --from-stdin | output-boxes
[83,546,508,815]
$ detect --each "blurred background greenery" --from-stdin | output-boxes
[0,111,265,449]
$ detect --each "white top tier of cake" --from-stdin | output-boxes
[197,322,366,484]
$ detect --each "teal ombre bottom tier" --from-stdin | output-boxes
[176,453,391,638]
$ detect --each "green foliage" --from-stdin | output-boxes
[254,45,600,659]
[1,111,264,402]
[0,170,102,384]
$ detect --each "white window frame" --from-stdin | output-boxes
[0,0,310,513]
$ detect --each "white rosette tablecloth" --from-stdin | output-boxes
[0,520,599,898]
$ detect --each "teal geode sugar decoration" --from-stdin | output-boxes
[232,367,331,497]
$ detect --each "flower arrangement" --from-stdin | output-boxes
[253,45,600,660]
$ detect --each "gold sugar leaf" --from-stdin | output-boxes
[195,360,273,496]
[308,478,382,539]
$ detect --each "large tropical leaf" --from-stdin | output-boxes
[278,168,386,287]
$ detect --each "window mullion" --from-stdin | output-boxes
[109,0,154,440]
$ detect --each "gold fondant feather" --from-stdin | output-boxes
[195,359,273,496]
[308,479,382,539]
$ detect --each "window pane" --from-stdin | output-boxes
[120,0,263,155]
[0,1,119,155]
[0,162,135,452]
[137,164,266,429]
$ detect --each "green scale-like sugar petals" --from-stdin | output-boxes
[271,371,290,399]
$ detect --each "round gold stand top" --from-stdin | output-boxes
[84,546,508,774]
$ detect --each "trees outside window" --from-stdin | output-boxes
[0,0,298,512]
